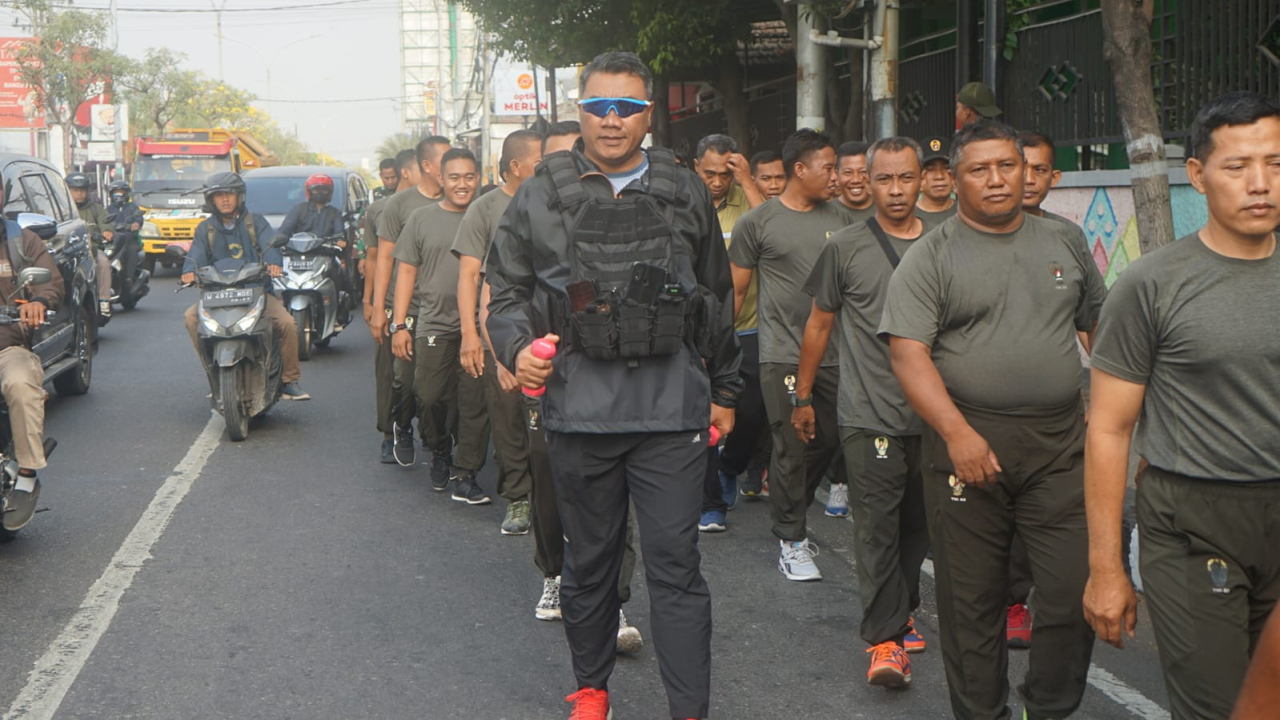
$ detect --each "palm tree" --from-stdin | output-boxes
[375,132,419,162]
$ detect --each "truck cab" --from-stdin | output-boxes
[133,129,279,273]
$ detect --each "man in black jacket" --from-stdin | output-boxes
[486,51,741,720]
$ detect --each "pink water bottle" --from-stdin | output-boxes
[708,426,722,447]
[522,338,558,397]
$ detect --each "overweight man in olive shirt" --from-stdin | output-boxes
[1083,91,1280,720]
[879,120,1106,720]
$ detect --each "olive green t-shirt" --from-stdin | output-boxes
[1092,233,1280,481]
[392,202,467,338]
[362,196,388,261]
[879,214,1107,413]
[805,221,922,435]
[832,200,875,226]
[728,200,849,367]
[376,188,440,312]
[917,205,957,228]
[451,186,512,265]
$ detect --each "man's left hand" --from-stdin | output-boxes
[268,264,283,278]
[711,404,735,440]
[19,301,46,329]
[130,222,141,231]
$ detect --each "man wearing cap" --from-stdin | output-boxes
[956,81,1002,129]
[917,136,956,226]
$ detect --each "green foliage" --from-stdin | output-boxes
[375,133,419,162]
[8,1,131,127]
[1004,0,1039,61]
[118,48,200,137]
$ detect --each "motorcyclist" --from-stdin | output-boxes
[67,173,113,319]
[273,173,350,328]
[0,211,65,529]
[181,171,309,401]
[104,181,145,307]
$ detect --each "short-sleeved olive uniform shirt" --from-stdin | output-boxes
[1091,233,1280,480]
[451,186,512,264]
[728,200,851,367]
[805,221,923,435]
[833,201,875,226]
[879,214,1107,413]
[392,203,467,338]
[377,188,440,312]
[917,205,957,227]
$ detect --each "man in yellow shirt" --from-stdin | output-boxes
[693,134,767,531]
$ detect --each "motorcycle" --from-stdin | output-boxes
[0,265,58,540]
[168,246,284,442]
[106,220,150,311]
[272,232,347,361]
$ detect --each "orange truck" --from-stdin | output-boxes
[133,128,279,272]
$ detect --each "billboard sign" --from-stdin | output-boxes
[90,103,126,142]
[493,64,548,117]
[0,38,43,129]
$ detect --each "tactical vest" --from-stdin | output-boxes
[544,149,710,363]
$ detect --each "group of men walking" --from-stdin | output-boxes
[360,48,1279,720]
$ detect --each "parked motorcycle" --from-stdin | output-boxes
[272,232,347,361]
[106,220,150,311]
[169,246,284,442]
[0,265,58,540]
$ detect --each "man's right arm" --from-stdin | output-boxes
[484,197,537,372]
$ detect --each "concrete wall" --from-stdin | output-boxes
[1040,167,1208,286]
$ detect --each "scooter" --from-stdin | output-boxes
[0,265,58,540]
[272,232,346,361]
[168,246,284,442]
[107,222,150,311]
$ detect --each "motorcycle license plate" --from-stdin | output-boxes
[203,288,255,308]
[287,257,317,271]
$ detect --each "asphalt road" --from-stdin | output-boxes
[0,276,1173,720]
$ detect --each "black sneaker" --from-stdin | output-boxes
[393,422,415,466]
[451,472,491,505]
[380,438,395,464]
[429,453,453,492]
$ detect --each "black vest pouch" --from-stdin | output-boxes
[651,291,686,356]
[572,301,620,362]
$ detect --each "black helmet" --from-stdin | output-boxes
[202,171,246,217]
[107,180,131,204]
[65,172,91,190]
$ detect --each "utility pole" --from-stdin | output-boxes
[983,0,1004,94]
[210,0,227,81]
[110,0,124,177]
[480,39,492,183]
[809,3,890,137]
[795,6,826,131]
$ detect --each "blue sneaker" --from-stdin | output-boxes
[720,470,739,511]
[825,482,850,518]
[698,509,726,533]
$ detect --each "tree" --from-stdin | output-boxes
[1101,0,1174,254]
[9,0,131,166]
[119,48,200,137]
[184,78,264,131]
[375,132,418,161]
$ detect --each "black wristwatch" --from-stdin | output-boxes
[791,394,813,408]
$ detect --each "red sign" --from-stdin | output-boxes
[0,38,43,129]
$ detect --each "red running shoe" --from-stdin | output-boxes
[866,641,912,688]
[904,616,926,653]
[566,688,612,720]
[1007,603,1032,649]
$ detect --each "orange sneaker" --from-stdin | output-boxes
[867,641,912,688]
[904,616,926,653]
[566,688,612,720]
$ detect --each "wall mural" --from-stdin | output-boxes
[1042,184,1209,286]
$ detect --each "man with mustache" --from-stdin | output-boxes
[1084,91,1280,720]
[880,120,1106,719]
[916,136,956,225]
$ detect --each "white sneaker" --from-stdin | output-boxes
[779,538,823,581]
[617,609,643,654]
[825,482,850,517]
[535,576,562,621]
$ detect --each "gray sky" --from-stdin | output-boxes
[1,0,404,167]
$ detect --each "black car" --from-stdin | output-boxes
[0,155,96,395]
[242,166,370,245]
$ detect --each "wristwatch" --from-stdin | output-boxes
[791,394,813,408]
[389,322,410,333]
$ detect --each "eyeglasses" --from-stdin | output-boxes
[577,97,652,119]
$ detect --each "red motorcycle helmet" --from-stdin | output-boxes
[305,173,334,203]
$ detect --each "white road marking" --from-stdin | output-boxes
[5,413,224,720]
[815,487,1169,719]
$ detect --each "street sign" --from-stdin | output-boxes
[87,141,117,162]
[0,38,43,129]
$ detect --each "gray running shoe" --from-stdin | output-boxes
[501,500,531,535]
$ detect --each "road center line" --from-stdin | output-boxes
[5,413,224,720]
[815,487,1170,720]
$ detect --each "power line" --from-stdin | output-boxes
[52,0,385,12]
[257,95,401,104]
